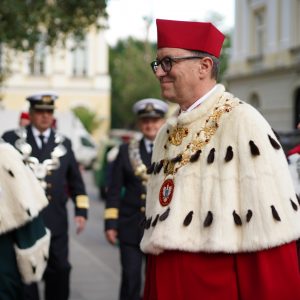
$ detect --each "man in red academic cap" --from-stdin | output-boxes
[19,111,31,127]
[141,19,300,300]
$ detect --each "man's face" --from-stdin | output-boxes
[138,117,165,141]
[153,48,206,106]
[29,109,54,132]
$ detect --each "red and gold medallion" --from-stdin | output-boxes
[159,178,174,206]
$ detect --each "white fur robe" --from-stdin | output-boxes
[141,84,300,255]
[0,142,50,283]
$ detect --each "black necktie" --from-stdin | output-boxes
[39,134,46,150]
[149,143,153,155]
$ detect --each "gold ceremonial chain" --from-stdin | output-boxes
[168,126,189,146]
[163,97,239,177]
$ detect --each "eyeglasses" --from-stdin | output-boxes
[150,56,204,73]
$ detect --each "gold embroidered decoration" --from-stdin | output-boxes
[163,97,239,177]
[42,95,52,103]
[76,195,89,209]
[168,126,189,146]
[104,208,119,219]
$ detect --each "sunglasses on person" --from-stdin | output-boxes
[150,55,204,73]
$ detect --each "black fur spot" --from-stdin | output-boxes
[152,214,159,227]
[203,211,213,227]
[296,194,300,205]
[159,207,170,221]
[183,211,193,226]
[32,265,37,274]
[246,209,253,222]
[271,205,281,221]
[44,255,48,262]
[147,163,155,174]
[268,135,281,150]
[7,169,14,177]
[154,160,164,174]
[190,150,201,162]
[249,141,260,156]
[145,217,152,229]
[290,199,298,211]
[26,209,31,217]
[272,128,280,141]
[233,210,242,226]
[225,146,233,162]
[171,154,182,163]
[207,148,215,164]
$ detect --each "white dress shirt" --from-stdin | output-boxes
[181,85,218,113]
[32,126,51,149]
[143,138,154,154]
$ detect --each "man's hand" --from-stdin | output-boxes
[75,216,86,234]
[105,229,118,246]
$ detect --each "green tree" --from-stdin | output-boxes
[110,37,161,129]
[219,32,232,83]
[203,11,232,83]
[72,106,100,134]
[0,0,107,51]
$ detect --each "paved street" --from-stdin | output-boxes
[67,170,120,300]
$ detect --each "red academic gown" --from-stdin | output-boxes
[143,242,300,300]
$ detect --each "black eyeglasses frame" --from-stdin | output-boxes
[150,55,204,73]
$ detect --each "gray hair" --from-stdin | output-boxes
[191,50,220,81]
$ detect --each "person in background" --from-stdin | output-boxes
[141,19,300,300]
[19,111,31,127]
[0,141,50,299]
[286,121,300,271]
[2,91,89,300]
[104,98,168,300]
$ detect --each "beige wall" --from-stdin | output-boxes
[0,26,111,142]
[226,0,300,131]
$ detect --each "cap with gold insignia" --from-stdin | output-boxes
[133,98,168,119]
[26,91,58,110]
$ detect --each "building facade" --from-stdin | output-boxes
[0,26,111,140]
[226,0,300,131]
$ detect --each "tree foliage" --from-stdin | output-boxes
[219,32,232,83]
[72,106,100,134]
[110,38,161,129]
[0,0,107,51]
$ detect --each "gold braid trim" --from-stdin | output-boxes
[76,195,89,209]
[163,96,239,176]
[104,208,119,219]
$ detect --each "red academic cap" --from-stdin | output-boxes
[20,112,30,120]
[156,19,225,58]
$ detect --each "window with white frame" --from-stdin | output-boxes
[72,40,88,77]
[253,8,266,56]
[29,42,46,75]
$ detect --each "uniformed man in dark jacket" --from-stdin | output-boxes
[104,98,168,300]
[2,91,89,300]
